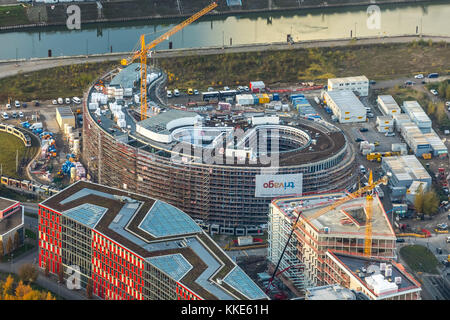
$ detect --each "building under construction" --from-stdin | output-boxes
[268,193,397,291]
[82,66,357,233]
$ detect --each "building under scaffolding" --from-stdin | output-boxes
[268,193,397,291]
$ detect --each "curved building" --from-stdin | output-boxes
[82,67,357,232]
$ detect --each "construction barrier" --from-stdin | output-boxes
[434,229,449,234]
[226,243,268,251]
[396,233,429,238]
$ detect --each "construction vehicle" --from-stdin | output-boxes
[266,170,389,293]
[422,153,432,160]
[366,151,401,162]
[121,2,218,120]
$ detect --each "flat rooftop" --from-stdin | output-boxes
[327,251,421,299]
[41,181,267,300]
[325,90,366,112]
[305,284,359,300]
[0,197,18,212]
[382,155,431,182]
[273,193,396,238]
[56,106,74,118]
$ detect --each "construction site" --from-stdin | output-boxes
[79,1,358,232]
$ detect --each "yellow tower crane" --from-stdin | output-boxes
[120,2,218,120]
[267,170,389,292]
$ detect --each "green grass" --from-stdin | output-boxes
[0,5,30,27]
[384,86,429,108]
[0,61,118,103]
[25,229,36,240]
[399,245,440,274]
[0,132,27,179]
[159,41,450,90]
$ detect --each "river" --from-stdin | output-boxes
[1,1,449,60]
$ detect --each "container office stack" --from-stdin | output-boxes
[402,101,432,133]
[377,95,401,116]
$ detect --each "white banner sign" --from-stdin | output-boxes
[255,173,303,197]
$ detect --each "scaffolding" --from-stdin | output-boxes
[268,205,311,290]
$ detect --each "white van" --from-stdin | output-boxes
[167,90,173,98]
[2,112,9,120]
[359,165,366,174]
[72,97,81,104]
[174,89,180,97]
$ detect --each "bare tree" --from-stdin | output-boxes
[18,263,38,284]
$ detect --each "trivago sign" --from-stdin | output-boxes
[255,173,303,197]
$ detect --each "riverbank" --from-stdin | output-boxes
[0,0,445,31]
[1,36,449,102]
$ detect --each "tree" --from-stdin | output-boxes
[423,191,439,215]
[18,263,38,284]
[6,237,13,256]
[86,279,93,299]
[13,231,20,251]
[2,275,14,294]
[414,185,424,214]
[44,261,50,277]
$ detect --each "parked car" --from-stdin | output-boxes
[359,128,368,132]
[6,103,11,109]
[52,99,58,105]
[244,86,250,92]
[2,112,9,120]
[167,90,172,98]
[405,81,415,86]
[14,100,20,108]
[22,103,27,108]
[385,132,395,137]
[65,98,71,104]
[414,74,424,79]
[57,97,64,104]
[19,111,24,118]
[72,97,81,104]
[207,87,214,92]
[427,73,439,78]
[430,89,439,96]
[187,88,193,95]
[174,89,180,97]
[11,111,17,118]
[355,138,364,142]
[445,101,450,107]
[34,100,40,107]
[396,238,405,243]
[194,89,199,95]
[223,86,230,91]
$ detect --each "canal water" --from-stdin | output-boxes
[1,1,449,60]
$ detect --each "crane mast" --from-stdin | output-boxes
[121,2,218,120]
[267,170,389,293]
